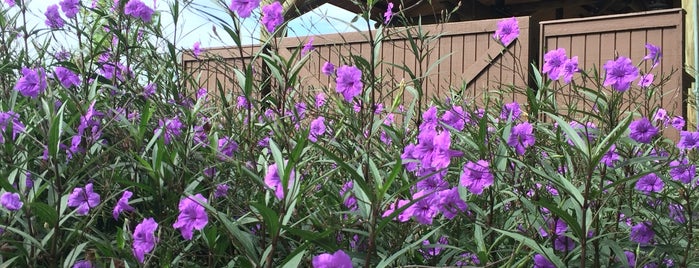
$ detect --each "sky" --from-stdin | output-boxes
[10,0,373,50]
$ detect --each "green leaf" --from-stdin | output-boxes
[48,104,65,158]
[492,228,565,267]
[251,202,280,237]
[376,225,442,268]
[31,201,58,227]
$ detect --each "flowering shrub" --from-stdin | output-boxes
[0,0,697,267]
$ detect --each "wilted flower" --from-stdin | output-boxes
[460,160,494,195]
[67,183,100,215]
[172,194,209,240]
[643,43,662,69]
[133,217,158,263]
[630,221,654,244]
[261,1,283,32]
[301,37,314,56]
[628,118,657,143]
[0,192,22,211]
[601,144,619,167]
[124,0,154,22]
[192,41,202,58]
[542,48,567,80]
[383,2,394,24]
[669,203,686,223]
[335,65,363,102]
[113,190,135,220]
[312,250,352,268]
[45,5,65,29]
[419,236,448,259]
[59,0,79,18]
[229,0,260,18]
[493,17,519,46]
[14,67,47,98]
[143,83,156,98]
[603,56,639,92]
[315,93,326,107]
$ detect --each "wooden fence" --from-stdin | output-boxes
[183,8,687,134]
[540,8,686,138]
[182,16,535,106]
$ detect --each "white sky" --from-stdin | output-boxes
[9,0,373,51]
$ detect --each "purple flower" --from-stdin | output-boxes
[437,187,467,219]
[264,162,295,200]
[1,192,22,211]
[624,251,636,268]
[59,0,79,18]
[383,2,394,24]
[638,73,654,88]
[382,199,411,222]
[670,116,685,130]
[630,221,654,244]
[72,260,93,268]
[124,0,154,22]
[236,95,250,109]
[4,0,15,7]
[301,37,314,56]
[312,250,352,268]
[460,160,494,195]
[677,131,699,150]
[218,136,239,160]
[405,191,439,225]
[643,43,662,69]
[53,66,81,88]
[419,236,448,259]
[321,61,335,76]
[67,183,100,215]
[533,254,555,268]
[229,0,260,18]
[143,83,156,98]
[669,158,695,184]
[193,41,202,58]
[113,190,135,220]
[335,65,363,102]
[339,181,357,210]
[261,1,283,32]
[669,203,686,223]
[628,118,657,143]
[493,17,519,46]
[635,173,664,194]
[603,56,639,92]
[601,144,619,167]
[45,5,65,29]
[561,56,579,84]
[0,111,25,144]
[214,184,229,198]
[500,102,521,120]
[508,122,535,155]
[155,116,183,144]
[542,48,567,80]
[309,116,326,142]
[133,217,158,263]
[14,67,47,98]
[441,106,466,131]
[315,93,326,107]
[172,194,209,240]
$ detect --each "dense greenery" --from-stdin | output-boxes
[0,0,696,267]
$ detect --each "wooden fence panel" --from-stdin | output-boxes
[540,8,686,138]
[182,17,533,109]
